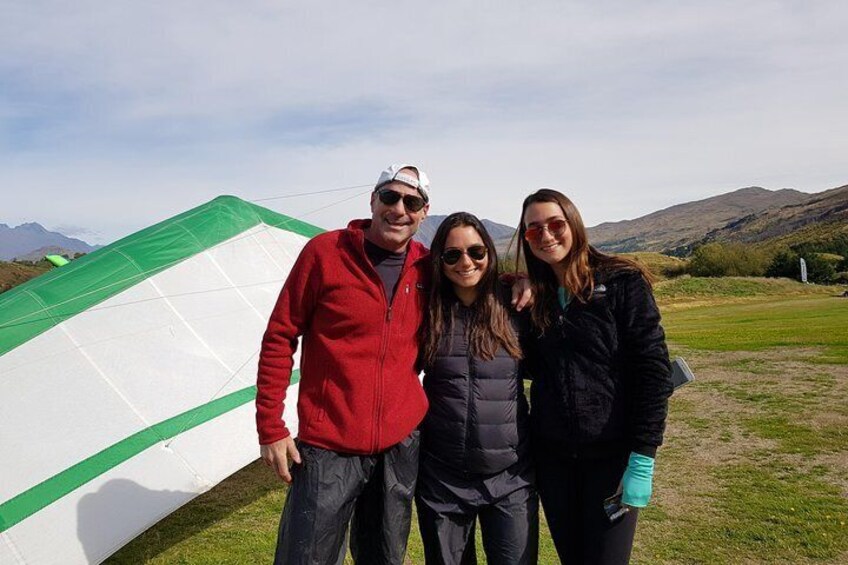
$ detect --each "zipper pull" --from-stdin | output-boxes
[387,307,393,321]
[405,284,410,294]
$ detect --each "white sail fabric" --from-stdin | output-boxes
[0,221,309,564]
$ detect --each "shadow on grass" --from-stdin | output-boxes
[79,479,194,563]
[106,460,283,564]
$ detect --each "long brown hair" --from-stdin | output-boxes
[516,189,651,331]
[422,212,522,367]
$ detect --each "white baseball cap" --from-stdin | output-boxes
[375,163,430,202]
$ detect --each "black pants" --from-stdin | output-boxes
[273,431,420,565]
[535,448,638,565]
[417,486,538,565]
[415,459,539,565]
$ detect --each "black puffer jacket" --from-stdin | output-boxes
[526,269,673,457]
[420,303,530,475]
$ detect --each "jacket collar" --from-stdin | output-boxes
[346,219,430,264]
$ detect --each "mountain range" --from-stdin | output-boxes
[4,183,846,263]
[0,223,99,261]
[699,184,848,249]
[588,184,847,255]
[414,215,516,251]
[418,183,847,256]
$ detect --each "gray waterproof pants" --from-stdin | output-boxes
[273,431,420,565]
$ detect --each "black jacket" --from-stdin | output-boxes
[526,269,673,457]
[420,302,530,475]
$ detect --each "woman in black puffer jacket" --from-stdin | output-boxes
[416,212,538,565]
[517,189,674,565]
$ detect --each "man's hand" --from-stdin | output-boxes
[511,276,534,311]
[260,436,302,484]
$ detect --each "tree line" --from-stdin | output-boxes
[686,236,848,284]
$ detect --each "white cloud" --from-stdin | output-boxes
[1,1,846,241]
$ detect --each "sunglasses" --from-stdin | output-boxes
[524,219,568,242]
[441,245,488,265]
[376,188,427,212]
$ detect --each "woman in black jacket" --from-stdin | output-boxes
[416,212,538,565]
[516,189,673,564]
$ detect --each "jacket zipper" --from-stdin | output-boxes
[463,309,474,475]
[355,229,426,453]
[373,275,411,453]
[373,305,391,452]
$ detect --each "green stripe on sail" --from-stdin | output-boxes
[0,371,300,533]
[0,196,323,356]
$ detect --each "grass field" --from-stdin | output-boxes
[109,278,848,564]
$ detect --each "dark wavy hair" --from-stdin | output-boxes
[422,212,522,367]
[516,189,651,331]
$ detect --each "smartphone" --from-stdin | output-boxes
[603,491,630,524]
[671,357,694,390]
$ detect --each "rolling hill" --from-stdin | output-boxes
[700,184,848,249]
[0,261,50,293]
[587,187,811,254]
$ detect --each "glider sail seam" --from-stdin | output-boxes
[0,371,300,533]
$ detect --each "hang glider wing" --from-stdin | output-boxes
[0,196,322,564]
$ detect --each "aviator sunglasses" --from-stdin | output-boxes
[524,219,568,242]
[376,188,427,212]
[441,245,488,265]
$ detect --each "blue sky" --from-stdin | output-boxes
[1,1,846,244]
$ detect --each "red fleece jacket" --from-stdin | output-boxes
[255,220,430,454]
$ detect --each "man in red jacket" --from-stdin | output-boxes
[256,164,432,564]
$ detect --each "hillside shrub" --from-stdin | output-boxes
[662,262,688,279]
[792,233,848,259]
[498,255,518,274]
[765,249,839,283]
[765,249,801,279]
[803,254,837,283]
[687,243,770,277]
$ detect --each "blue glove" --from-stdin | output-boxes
[621,452,655,507]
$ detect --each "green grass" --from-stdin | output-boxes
[109,281,848,564]
[715,462,848,560]
[743,415,848,456]
[655,276,842,303]
[662,296,848,363]
[638,463,848,563]
[718,357,782,375]
[695,374,848,457]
